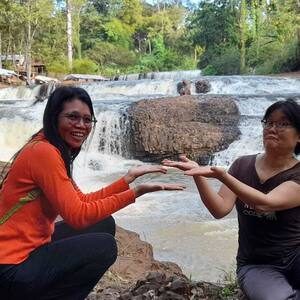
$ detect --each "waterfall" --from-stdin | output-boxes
[92,107,130,157]
[2,73,300,282]
[117,70,202,81]
[1,76,300,102]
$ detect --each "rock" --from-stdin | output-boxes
[89,271,244,300]
[195,80,211,94]
[128,95,240,164]
[177,80,192,96]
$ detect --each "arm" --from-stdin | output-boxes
[73,165,169,202]
[163,156,236,218]
[30,143,136,229]
[193,176,236,218]
[72,177,131,202]
[30,143,185,229]
[186,166,300,212]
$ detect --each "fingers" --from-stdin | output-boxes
[148,166,168,174]
[179,155,189,162]
[162,184,186,191]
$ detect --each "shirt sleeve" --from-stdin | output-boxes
[72,177,131,202]
[28,142,136,229]
[227,157,242,177]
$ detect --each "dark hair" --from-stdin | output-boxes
[262,98,300,155]
[42,86,95,177]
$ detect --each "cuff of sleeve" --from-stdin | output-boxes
[118,188,136,207]
[120,176,130,189]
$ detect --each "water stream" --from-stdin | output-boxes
[1,71,300,281]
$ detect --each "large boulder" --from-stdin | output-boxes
[128,95,240,164]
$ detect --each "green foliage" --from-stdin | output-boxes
[255,41,300,74]
[218,267,239,299]
[212,47,241,75]
[72,59,98,74]
[47,61,70,76]
[1,0,299,76]
[86,41,137,68]
[104,18,133,48]
[202,65,218,76]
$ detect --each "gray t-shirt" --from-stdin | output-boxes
[228,154,300,268]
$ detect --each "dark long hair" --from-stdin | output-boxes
[262,98,300,155]
[0,86,95,187]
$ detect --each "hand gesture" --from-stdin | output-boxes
[162,155,199,171]
[134,183,186,197]
[184,166,226,180]
[124,165,168,184]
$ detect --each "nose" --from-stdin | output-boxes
[75,117,86,127]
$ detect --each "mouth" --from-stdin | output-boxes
[264,135,278,141]
[70,131,86,140]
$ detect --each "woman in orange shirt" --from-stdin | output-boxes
[0,86,184,300]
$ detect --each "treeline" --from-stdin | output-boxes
[0,0,299,77]
[189,0,300,75]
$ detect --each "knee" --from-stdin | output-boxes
[94,216,116,236]
[93,233,118,266]
[106,216,116,236]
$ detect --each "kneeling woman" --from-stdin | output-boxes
[164,99,300,300]
[0,86,185,300]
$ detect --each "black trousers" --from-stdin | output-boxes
[0,216,117,300]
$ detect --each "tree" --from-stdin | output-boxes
[66,0,73,68]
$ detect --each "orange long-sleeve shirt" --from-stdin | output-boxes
[0,133,136,264]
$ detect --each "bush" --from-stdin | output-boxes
[202,64,218,75]
[72,59,98,74]
[198,46,240,75]
[47,60,70,76]
[86,41,137,68]
[212,47,241,75]
[254,41,300,74]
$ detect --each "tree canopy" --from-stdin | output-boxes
[0,0,299,76]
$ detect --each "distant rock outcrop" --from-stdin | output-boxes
[195,80,211,94]
[177,80,192,96]
[128,95,240,164]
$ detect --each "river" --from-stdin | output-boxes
[1,71,300,282]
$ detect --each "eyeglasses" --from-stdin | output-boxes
[261,120,294,130]
[61,112,97,126]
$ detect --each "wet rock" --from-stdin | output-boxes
[177,79,192,95]
[195,80,211,94]
[128,95,240,164]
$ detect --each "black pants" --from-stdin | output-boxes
[0,216,117,300]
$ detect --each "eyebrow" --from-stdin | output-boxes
[64,111,92,117]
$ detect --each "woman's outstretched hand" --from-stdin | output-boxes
[184,166,226,180]
[134,183,186,197]
[162,155,199,171]
[124,165,168,184]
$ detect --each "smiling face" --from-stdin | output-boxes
[263,109,300,154]
[58,99,93,150]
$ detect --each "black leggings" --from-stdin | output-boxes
[0,216,117,300]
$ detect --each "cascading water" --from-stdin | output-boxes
[1,71,300,282]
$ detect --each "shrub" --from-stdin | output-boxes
[202,64,218,75]
[72,59,98,74]
[47,60,70,76]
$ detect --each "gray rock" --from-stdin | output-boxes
[128,95,240,164]
[195,80,211,94]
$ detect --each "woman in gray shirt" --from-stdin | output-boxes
[163,99,300,300]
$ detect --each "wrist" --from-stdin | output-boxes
[133,185,143,198]
[218,168,228,182]
[124,173,135,184]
